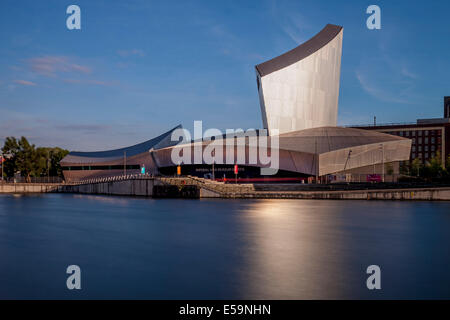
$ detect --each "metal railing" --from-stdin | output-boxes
[1,176,64,184]
[345,122,417,128]
[69,173,155,185]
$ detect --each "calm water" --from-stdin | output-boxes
[0,193,449,299]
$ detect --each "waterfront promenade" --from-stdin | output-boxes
[1,176,450,200]
[0,182,61,193]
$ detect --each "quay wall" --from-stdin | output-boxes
[0,179,159,197]
[58,179,159,197]
[232,188,450,201]
[0,183,61,193]
[1,181,450,201]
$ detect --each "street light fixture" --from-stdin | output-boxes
[343,149,352,183]
[343,149,352,172]
[47,150,50,183]
[0,152,3,182]
[379,144,385,182]
[212,148,215,181]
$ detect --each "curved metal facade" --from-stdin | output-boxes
[256,24,343,135]
[61,125,181,182]
[152,127,411,177]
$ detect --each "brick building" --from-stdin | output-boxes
[352,97,450,167]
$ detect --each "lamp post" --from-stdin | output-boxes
[0,153,3,182]
[379,144,385,182]
[47,150,50,183]
[372,146,375,175]
[343,149,352,172]
[212,149,215,181]
[343,149,352,183]
[123,151,127,176]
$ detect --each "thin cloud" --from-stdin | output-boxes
[355,43,422,105]
[282,26,303,44]
[280,13,311,44]
[63,79,111,86]
[381,51,420,81]
[267,1,311,45]
[13,79,37,86]
[355,70,413,104]
[401,66,419,80]
[28,56,91,77]
[54,124,110,133]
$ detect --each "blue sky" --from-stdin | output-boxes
[1,0,449,151]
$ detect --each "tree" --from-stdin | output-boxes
[16,137,37,182]
[1,137,20,178]
[426,151,444,178]
[50,147,69,177]
[34,147,49,177]
[410,158,422,177]
[1,136,69,181]
[36,147,69,177]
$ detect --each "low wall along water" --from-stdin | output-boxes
[1,178,450,200]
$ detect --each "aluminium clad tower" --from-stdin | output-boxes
[255,24,343,135]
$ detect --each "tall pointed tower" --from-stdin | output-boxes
[255,24,343,135]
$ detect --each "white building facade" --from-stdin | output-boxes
[256,24,343,135]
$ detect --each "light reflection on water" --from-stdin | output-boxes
[0,194,449,299]
[237,200,353,299]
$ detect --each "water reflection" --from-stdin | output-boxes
[232,200,450,299]
[72,194,138,205]
[235,200,354,299]
[0,194,449,299]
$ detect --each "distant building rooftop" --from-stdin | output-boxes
[349,97,450,128]
[348,119,450,128]
[417,118,450,125]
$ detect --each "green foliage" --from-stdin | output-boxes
[425,151,444,178]
[410,158,422,176]
[1,136,69,181]
[47,147,69,177]
[1,137,20,178]
[402,152,449,181]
